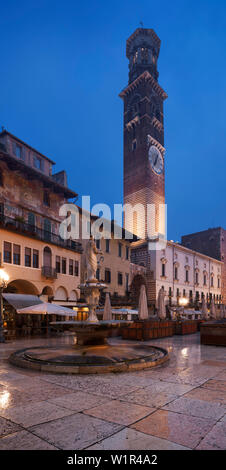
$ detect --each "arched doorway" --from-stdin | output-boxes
[130,274,147,307]
[41,286,54,302]
[69,289,78,301]
[55,286,68,301]
[4,280,40,338]
[42,286,54,297]
[6,279,39,295]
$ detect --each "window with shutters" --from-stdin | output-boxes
[15,144,22,159]
[105,269,111,283]
[28,212,35,228]
[118,242,122,257]
[105,239,110,253]
[56,256,61,273]
[4,242,12,263]
[13,244,20,265]
[43,191,50,207]
[25,247,31,267]
[74,260,79,276]
[62,258,66,274]
[33,249,39,268]
[69,259,73,275]
[118,272,123,285]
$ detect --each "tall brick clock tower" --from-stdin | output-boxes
[119,28,168,308]
[119,28,167,240]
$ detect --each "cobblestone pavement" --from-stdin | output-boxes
[0,333,225,450]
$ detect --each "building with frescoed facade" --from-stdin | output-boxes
[0,130,82,333]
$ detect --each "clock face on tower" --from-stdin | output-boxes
[148,145,163,175]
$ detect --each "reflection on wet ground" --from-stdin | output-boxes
[0,333,225,449]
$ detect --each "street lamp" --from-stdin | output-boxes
[179,297,189,308]
[0,263,9,343]
[179,296,188,318]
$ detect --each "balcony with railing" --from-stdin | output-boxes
[41,266,57,279]
[0,215,83,253]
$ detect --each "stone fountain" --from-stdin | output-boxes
[51,236,129,346]
[9,237,168,373]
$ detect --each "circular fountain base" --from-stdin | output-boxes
[9,342,169,374]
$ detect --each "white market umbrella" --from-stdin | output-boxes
[138,285,149,320]
[17,302,77,316]
[103,293,112,321]
[17,302,77,335]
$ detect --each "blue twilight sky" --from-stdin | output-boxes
[0,0,226,241]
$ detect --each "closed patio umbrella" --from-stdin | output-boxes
[210,298,216,319]
[201,297,209,320]
[103,293,112,321]
[138,285,149,320]
[157,287,166,320]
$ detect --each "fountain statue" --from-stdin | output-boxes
[80,235,105,324]
[85,235,100,281]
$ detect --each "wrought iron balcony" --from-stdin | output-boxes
[0,215,83,253]
[41,266,57,279]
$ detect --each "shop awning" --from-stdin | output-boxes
[2,294,43,311]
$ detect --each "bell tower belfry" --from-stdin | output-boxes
[120,28,167,240]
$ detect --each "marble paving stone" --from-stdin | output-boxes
[122,381,195,400]
[13,382,73,401]
[162,397,226,420]
[196,422,226,450]
[183,387,226,406]
[202,379,226,392]
[143,367,208,386]
[0,416,21,437]
[131,410,216,449]
[93,373,158,388]
[48,391,110,412]
[120,389,181,409]
[87,427,191,450]
[0,401,76,427]
[41,375,141,399]
[29,413,122,450]
[0,430,57,450]
[0,388,35,409]
[83,400,154,425]
[141,367,186,381]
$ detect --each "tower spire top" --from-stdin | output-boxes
[126,28,161,83]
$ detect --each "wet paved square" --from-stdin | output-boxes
[0,333,225,450]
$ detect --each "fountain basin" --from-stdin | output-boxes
[50,320,132,346]
[9,341,169,374]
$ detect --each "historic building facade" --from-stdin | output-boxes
[120,28,222,308]
[155,241,222,307]
[182,227,226,303]
[0,130,82,305]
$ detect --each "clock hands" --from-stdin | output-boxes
[154,154,158,167]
